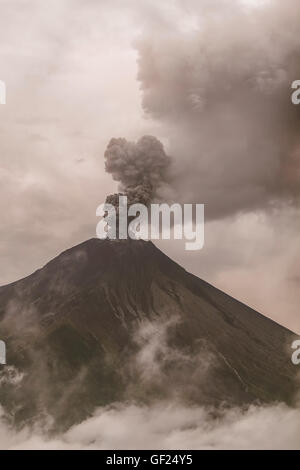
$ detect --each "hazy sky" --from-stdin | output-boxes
[0,0,300,332]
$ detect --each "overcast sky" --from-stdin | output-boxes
[0,0,300,332]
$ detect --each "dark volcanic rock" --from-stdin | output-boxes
[0,239,297,430]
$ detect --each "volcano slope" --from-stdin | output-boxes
[0,238,297,430]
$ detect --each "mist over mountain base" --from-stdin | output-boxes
[1,401,300,450]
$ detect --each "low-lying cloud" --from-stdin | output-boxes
[0,310,299,450]
[1,401,300,450]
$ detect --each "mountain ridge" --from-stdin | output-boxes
[0,238,298,430]
[1,237,295,335]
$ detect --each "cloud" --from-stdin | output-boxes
[136,0,300,219]
[0,366,24,387]
[1,401,300,450]
[104,136,172,206]
[0,304,299,450]
[0,0,300,359]
[0,0,144,286]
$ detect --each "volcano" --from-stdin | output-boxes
[0,239,297,430]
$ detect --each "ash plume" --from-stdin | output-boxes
[104,135,172,208]
[136,0,300,219]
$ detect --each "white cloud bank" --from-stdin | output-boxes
[1,401,300,450]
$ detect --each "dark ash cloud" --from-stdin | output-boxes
[136,0,300,219]
[104,135,171,206]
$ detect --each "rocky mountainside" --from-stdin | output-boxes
[0,238,297,430]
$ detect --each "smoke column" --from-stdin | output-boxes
[104,135,172,209]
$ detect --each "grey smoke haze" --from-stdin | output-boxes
[104,135,171,206]
[0,0,300,333]
[136,0,300,218]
